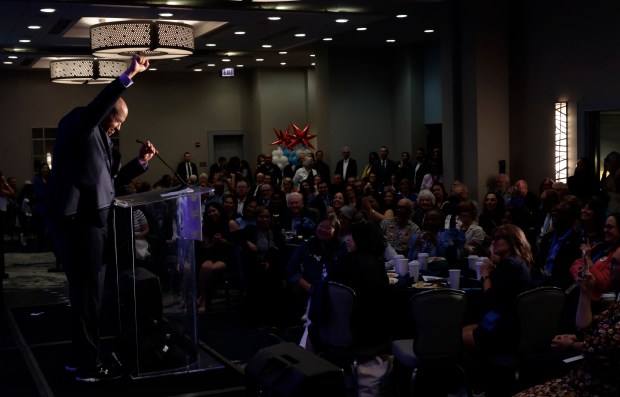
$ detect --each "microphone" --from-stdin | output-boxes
[136,139,190,186]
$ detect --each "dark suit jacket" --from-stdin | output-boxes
[49,78,146,218]
[371,158,396,187]
[335,158,358,180]
[176,161,198,182]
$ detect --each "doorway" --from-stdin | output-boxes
[207,130,247,166]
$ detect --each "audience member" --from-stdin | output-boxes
[256,154,283,187]
[344,183,361,210]
[601,151,620,214]
[380,187,397,219]
[570,213,620,303]
[458,201,485,255]
[478,192,505,239]
[209,156,227,183]
[395,151,414,186]
[408,208,465,260]
[462,224,535,393]
[567,157,598,203]
[372,146,397,188]
[580,196,606,245]
[538,195,583,290]
[198,202,235,314]
[279,192,318,239]
[309,181,332,220]
[334,146,358,181]
[313,150,330,183]
[396,177,417,202]
[412,189,435,228]
[293,156,317,190]
[361,151,379,181]
[380,198,420,256]
[234,179,250,217]
[514,250,620,397]
[176,151,198,184]
[412,147,430,193]
[419,159,444,192]
[431,182,449,213]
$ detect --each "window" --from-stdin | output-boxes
[32,127,56,171]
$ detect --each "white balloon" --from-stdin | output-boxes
[272,148,283,157]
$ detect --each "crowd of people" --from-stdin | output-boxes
[3,132,620,393]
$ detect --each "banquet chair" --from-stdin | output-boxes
[391,288,470,397]
[485,286,566,395]
[309,281,392,395]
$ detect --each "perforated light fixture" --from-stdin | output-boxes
[555,102,568,182]
[91,20,194,59]
[50,59,128,84]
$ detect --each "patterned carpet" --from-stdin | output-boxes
[3,252,67,292]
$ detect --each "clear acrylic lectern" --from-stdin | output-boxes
[112,186,212,379]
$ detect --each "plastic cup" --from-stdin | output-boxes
[408,260,420,282]
[468,255,479,270]
[396,258,409,277]
[418,253,429,271]
[474,261,483,280]
[449,269,461,289]
[602,293,616,307]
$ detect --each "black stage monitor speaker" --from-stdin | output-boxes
[245,342,345,396]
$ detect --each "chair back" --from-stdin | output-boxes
[515,286,565,355]
[410,288,467,365]
[317,281,356,349]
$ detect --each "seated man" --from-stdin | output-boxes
[278,192,317,240]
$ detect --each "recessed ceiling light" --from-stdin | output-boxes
[279,51,287,55]
[396,14,407,18]
[268,16,281,21]
[40,8,55,13]
[424,29,435,33]
[150,68,157,71]
[28,26,41,30]
[222,58,230,62]
[159,13,173,17]
[256,58,264,62]
[311,62,316,66]
[3,61,13,65]
[207,63,216,67]
[172,58,181,61]
[335,19,348,23]
[357,27,367,31]
[236,64,244,68]
[8,56,17,59]
[280,62,286,66]
[310,54,315,57]
[193,68,202,72]
[295,33,306,37]
[262,44,272,48]
[235,31,245,35]
[206,43,216,47]
[386,39,396,43]
[19,39,30,43]
[323,37,333,41]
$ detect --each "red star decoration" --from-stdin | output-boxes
[270,125,292,147]
[289,123,317,150]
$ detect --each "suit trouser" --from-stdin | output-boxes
[50,208,109,367]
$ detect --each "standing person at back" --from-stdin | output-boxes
[313,150,331,183]
[176,151,198,185]
[209,156,227,183]
[372,146,396,188]
[47,55,157,382]
[334,146,357,181]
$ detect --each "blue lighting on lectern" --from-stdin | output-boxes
[221,68,235,77]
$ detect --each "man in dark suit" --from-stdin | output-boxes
[48,55,156,383]
[371,145,396,188]
[313,150,331,183]
[176,151,198,184]
[412,148,430,193]
[334,146,358,181]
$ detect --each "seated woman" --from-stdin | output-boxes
[478,192,505,239]
[412,189,436,228]
[569,213,620,303]
[462,224,534,392]
[380,187,397,219]
[458,200,485,255]
[230,196,259,232]
[514,245,620,397]
[237,206,284,325]
[198,202,235,313]
[312,220,391,353]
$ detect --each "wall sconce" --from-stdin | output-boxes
[91,20,194,59]
[50,59,128,84]
[555,102,568,182]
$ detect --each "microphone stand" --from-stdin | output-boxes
[136,139,190,187]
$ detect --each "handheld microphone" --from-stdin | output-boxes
[136,139,190,186]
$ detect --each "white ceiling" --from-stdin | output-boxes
[0,0,445,73]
